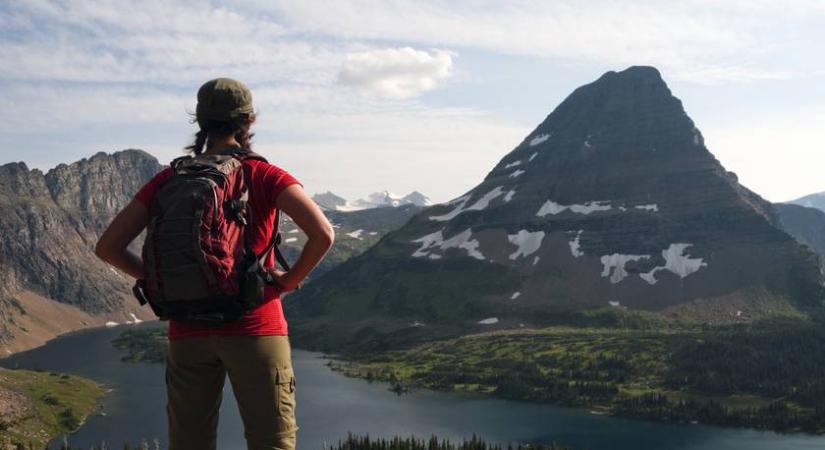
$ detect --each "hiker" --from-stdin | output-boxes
[95,78,335,450]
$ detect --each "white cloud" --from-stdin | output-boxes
[0,1,337,85]
[338,47,454,99]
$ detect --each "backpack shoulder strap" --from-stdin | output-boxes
[222,147,295,284]
[220,146,268,163]
[257,209,291,272]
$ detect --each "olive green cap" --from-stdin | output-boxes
[195,78,254,126]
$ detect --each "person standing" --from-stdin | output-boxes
[95,78,334,450]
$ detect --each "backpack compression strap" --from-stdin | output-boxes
[219,147,297,290]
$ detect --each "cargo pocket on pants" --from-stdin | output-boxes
[275,367,298,436]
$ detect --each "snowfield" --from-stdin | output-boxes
[529,134,550,146]
[639,243,706,285]
[429,187,505,221]
[411,229,485,260]
[537,200,612,216]
[600,253,648,283]
[569,231,584,258]
[508,230,545,260]
[598,243,706,285]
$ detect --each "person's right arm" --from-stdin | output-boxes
[269,184,334,291]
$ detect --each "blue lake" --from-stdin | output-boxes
[2,323,824,450]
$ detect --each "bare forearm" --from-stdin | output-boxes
[100,249,145,280]
[280,236,332,289]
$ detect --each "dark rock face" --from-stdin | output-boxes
[0,150,162,338]
[285,66,825,352]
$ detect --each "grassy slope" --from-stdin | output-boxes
[329,315,825,433]
[0,368,106,447]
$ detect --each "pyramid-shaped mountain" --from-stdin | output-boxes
[285,66,824,352]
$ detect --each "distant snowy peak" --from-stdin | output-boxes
[313,190,431,211]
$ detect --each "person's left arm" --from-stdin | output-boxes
[95,199,150,279]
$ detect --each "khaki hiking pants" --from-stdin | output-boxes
[166,335,298,450]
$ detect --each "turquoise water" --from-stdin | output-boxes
[2,323,824,450]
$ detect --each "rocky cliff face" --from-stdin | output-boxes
[0,150,162,341]
[285,66,825,352]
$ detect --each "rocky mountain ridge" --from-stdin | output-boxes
[0,150,162,348]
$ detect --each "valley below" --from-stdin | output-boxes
[4,323,825,450]
[113,312,825,436]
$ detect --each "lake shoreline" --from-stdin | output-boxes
[3,325,825,450]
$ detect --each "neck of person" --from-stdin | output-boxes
[204,134,242,155]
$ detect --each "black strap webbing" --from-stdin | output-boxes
[258,209,291,272]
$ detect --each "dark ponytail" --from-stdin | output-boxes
[185,129,208,155]
[185,118,254,155]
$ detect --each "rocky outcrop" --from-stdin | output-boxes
[285,66,825,353]
[0,150,162,343]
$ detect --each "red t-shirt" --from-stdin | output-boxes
[134,158,301,339]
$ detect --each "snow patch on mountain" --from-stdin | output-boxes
[478,317,499,325]
[569,231,584,257]
[509,169,525,178]
[430,186,505,221]
[346,229,364,239]
[411,229,485,260]
[508,230,545,260]
[504,190,516,202]
[600,253,649,283]
[599,244,706,285]
[529,134,550,146]
[635,204,659,212]
[529,152,538,162]
[505,160,522,169]
[510,292,521,300]
[639,243,706,285]
[537,200,612,216]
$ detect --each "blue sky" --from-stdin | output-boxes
[1,0,824,203]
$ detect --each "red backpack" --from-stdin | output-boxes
[133,147,291,324]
